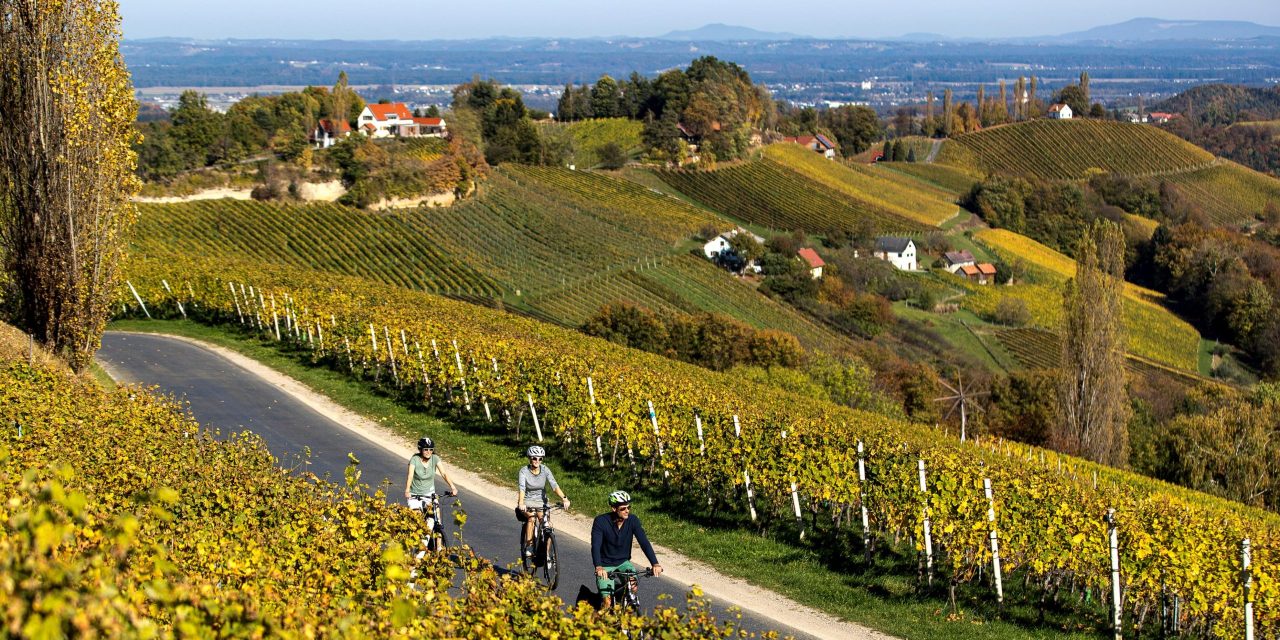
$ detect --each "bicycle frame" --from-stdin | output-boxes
[605,568,651,612]
[410,493,447,551]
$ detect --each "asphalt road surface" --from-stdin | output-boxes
[98,332,813,639]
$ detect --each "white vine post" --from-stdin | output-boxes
[270,295,280,341]
[162,280,185,318]
[733,414,741,439]
[791,480,804,540]
[743,468,758,522]
[126,281,151,319]
[1243,538,1254,640]
[229,283,244,323]
[1106,508,1122,640]
[527,394,543,442]
[344,337,353,372]
[588,377,604,467]
[647,401,667,478]
[451,340,470,411]
[385,327,399,386]
[984,478,1004,607]
[919,459,933,587]
[857,440,871,562]
[695,414,705,455]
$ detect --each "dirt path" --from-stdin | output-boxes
[134,188,254,203]
[924,139,943,164]
[106,332,889,640]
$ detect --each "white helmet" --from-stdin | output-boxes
[608,490,631,506]
[526,445,545,458]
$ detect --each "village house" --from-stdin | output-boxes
[310,118,352,149]
[1148,112,1178,124]
[1047,103,1073,120]
[943,250,975,273]
[702,228,765,274]
[782,134,837,159]
[873,236,917,271]
[959,263,998,285]
[357,103,448,138]
[797,247,825,279]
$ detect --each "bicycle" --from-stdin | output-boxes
[521,503,562,589]
[603,567,653,614]
[409,492,455,552]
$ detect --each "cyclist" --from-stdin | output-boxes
[404,436,458,507]
[591,490,662,609]
[516,445,570,558]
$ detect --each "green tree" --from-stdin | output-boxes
[1056,221,1129,465]
[891,139,907,161]
[590,75,622,118]
[170,90,224,166]
[1055,85,1088,117]
[820,105,881,156]
[0,0,140,372]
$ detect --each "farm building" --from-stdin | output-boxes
[1047,103,1073,120]
[797,247,825,279]
[943,250,975,273]
[874,236,917,271]
[781,134,837,159]
[358,103,448,138]
[959,262,997,285]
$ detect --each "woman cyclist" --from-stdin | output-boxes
[515,445,570,557]
[404,436,458,506]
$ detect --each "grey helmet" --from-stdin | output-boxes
[526,445,546,458]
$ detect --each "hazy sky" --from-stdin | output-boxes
[118,0,1279,40]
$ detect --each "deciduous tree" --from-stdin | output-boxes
[0,0,140,372]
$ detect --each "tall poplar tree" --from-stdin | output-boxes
[1055,221,1129,466]
[0,0,139,372]
[942,89,953,137]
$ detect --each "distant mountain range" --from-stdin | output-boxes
[653,18,1280,43]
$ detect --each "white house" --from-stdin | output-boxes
[310,118,352,149]
[797,247,825,279]
[1047,103,1073,120]
[873,236,917,271]
[943,250,975,274]
[358,103,413,138]
[703,228,765,273]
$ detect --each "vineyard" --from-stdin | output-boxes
[534,118,644,169]
[993,326,1211,391]
[0,323,756,637]
[954,231,1201,371]
[387,136,451,161]
[877,162,981,199]
[654,160,930,235]
[763,144,958,226]
[134,200,506,297]
[943,120,1215,180]
[120,252,1279,639]
[1158,161,1280,227]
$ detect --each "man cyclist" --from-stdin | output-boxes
[404,436,458,508]
[516,445,570,558]
[591,490,662,609]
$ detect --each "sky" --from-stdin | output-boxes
[118,0,1280,41]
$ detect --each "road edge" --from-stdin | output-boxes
[101,330,893,640]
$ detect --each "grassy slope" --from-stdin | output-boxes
[107,318,1099,640]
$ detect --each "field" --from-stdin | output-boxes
[1158,160,1280,226]
[964,229,1201,371]
[534,117,643,168]
[121,251,1280,638]
[763,144,958,226]
[994,326,1214,390]
[942,119,1215,180]
[386,136,450,161]
[135,169,851,353]
[654,160,929,234]
[877,162,980,199]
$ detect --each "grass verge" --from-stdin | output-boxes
[106,317,1109,640]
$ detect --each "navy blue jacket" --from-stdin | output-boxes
[591,512,659,567]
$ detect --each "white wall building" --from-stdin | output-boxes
[873,237,917,271]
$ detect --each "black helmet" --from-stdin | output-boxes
[417,437,435,450]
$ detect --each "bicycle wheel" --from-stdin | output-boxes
[431,521,447,551]
[541,531,559,589]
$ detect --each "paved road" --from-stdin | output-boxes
[98,332,812,639]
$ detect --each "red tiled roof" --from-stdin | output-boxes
[960,264,981,276]
[1048,103,1069,113]
[361,122,377,132]
[366,102,412,121]
[797,247,825,269]
[413,117,444,126]
[977,263,997,275]
[318,119,352,135]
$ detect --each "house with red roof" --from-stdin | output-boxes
[797,247,825,279]
[959,262,998,285]
[357,103,448,139]
[782,134,837,159]
[1148,112,1179,124]
[310,118,352,149]
[1047,103,1073,120]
